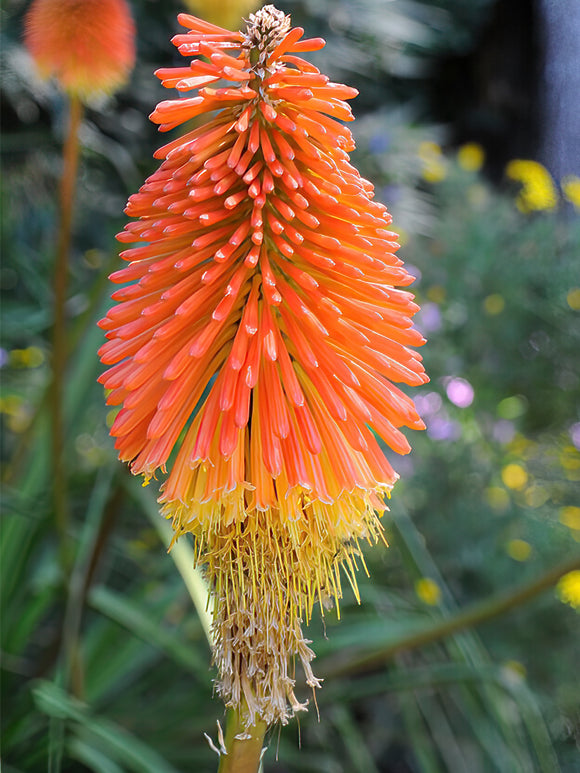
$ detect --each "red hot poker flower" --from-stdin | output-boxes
[25,0,135,99]
[99,5,428,727]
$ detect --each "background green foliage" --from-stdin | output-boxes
[1,0,579,771]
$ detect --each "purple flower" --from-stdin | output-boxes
[369,133,390,154]
[493,419,516,444]
[381,184,401,204]
[427,416,461,441]
[416,302,441,333]
[445,377,474,408]
[570,422,580,450]
[414,391,443,418]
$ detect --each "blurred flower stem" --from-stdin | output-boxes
[52,93,83,575]
[217,709,267,773]
[3,247,119,487]
[323,553,580,679]
[60,473,124,698]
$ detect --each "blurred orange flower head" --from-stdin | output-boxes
[25,0,135,99]
[99,4,427,726]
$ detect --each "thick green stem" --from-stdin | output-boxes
[217,709,268,773]
[52,94,83,575]
[322,553,580,679]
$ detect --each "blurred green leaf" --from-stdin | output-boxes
[33,681,180,773]
[69,737,125,773]
[88,585,208,679]
[329,704,380,773]
[126,477,215,647]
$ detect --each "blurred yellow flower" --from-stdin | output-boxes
[457,142,484,172]
[419,141,446,183]
[561,175,580,209]
[422,161,447,183]
[503,660,527,680]
[560,446,580,470]
[559,446,580,482]
[0,395,32,433]
[483,294,505,316]
[560,506,580,531]
[501,463,528,490]
[419,141,442,158]
[427,285,446,303]
[0,395,23,415]
[556,571,580,610]
[566,288,580,311]
[506,160,558,213]
[183,0,259,29]
[415,577,442,605]
[523,485,549,508]
[9,346,45,369]
[506,539,532,562]
[485,486,510,512]
[507,433,536,457]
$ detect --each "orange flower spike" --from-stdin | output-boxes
[25,0,135,99]
[100,5,428,727]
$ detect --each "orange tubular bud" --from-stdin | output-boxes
[100,5,427,727]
